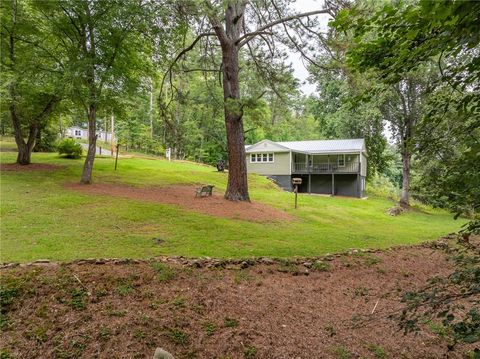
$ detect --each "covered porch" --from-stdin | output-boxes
[291,152,361,174]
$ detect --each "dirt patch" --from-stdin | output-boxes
[66,183,292,222]
[1,163,64,172]
[1,244,477,358]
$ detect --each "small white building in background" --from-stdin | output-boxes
[67,126,113,143]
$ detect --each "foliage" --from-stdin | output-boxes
[334,0,479,219]
[57,138,82,159]
[0,0,64,163]
[367,174,399,201]
[34,123,59,152]
[396,239,480,348]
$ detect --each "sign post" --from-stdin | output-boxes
[165,148,171,161]
[114,144,120,170]
[292,178,302,209]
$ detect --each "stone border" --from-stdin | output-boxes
[0,234,456,270]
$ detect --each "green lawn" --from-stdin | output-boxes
[0,140,464,263]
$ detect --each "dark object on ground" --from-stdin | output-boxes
[216,160,225,172]
[154,238,165,245]
[196,185,214,197]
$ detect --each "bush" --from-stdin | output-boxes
[57,139,82,159]
[34,126,59,152]
[367,174,400,200]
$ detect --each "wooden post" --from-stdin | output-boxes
[308,174,311,194]
[114,144,119,170]
[331,173,335,196]
[295,185,298,209]
[99,146,102,155]
[292,177,302,209]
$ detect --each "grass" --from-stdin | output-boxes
[0,138,465,263]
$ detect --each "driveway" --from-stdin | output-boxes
[80,143,112,156]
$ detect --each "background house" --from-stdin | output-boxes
[67,126,113,143]
[246,139,367,198]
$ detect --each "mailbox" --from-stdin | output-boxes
[292,178,302,185]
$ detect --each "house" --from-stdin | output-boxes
[67,126,113,143]
[245,139,367,198]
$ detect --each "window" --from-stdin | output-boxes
[250,153,274,163]
[338,154,345,167]
[74,130,82,136]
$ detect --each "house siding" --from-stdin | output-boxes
[246,152,291,176]
[360,153,367,177]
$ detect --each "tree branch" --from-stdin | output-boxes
[237,9,330,47]
[159,32,215,101]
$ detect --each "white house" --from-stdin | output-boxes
[67,126,113,143]
[245,138,367,198]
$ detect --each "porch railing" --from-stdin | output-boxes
[292,162,360,174]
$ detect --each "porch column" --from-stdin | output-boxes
[357,173,360,198]
[308,174,311,194]
[331,173,335,196]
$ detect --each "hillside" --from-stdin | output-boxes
[0,140,464,263]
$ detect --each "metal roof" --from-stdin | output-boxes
[277,139,365,153]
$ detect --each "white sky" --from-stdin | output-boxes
[290,0,331,95]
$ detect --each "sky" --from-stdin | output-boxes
[290,0,332,96]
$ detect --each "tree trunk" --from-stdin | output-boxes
[221,41,249,201]
[400,146,411,207]
[80,105,97,184]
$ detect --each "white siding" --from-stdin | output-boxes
[247,152,291,175]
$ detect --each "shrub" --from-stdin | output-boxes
[34,126,59,152]
[58,138,82,159]
[367,174,399,200]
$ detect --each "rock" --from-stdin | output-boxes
[153,347,175,359]
[0,263,19,269]
[303,261,313,268]
[388,206,405,216]
[240,261,250,269]
[190,260,202,268]
[34,259,50,263]
[261,258,275,265]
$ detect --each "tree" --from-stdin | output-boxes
[334,0,479,215]
[379,72,433,206]
[1,0,63,164]
[39,0,160,183]
[163,1,331,201]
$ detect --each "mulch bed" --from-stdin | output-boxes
[65,183,293,222]
[1,163,64,172]
[1,242,478,358]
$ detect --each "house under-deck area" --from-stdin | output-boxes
[291,152,366,197]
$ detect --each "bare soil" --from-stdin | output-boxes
[1,163,64,171]
[66,183,292,222]
[1,242,478,359]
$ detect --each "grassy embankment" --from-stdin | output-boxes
[0,139,464,262]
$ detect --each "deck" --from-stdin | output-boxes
[292,162,360,174]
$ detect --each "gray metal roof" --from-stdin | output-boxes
[274,139,365,154]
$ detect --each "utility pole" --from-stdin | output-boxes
[149,79,154,139]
